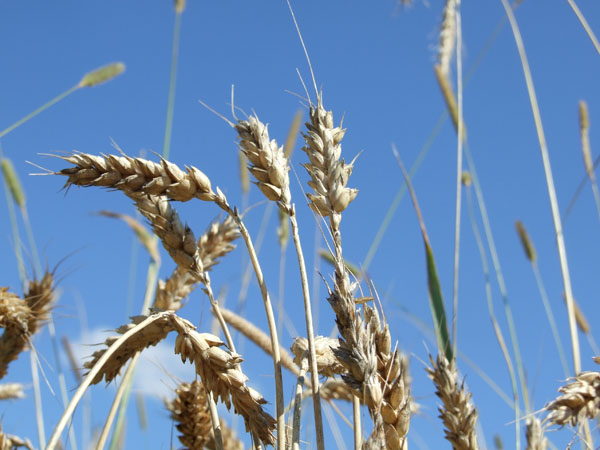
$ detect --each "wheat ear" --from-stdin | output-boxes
[525,417,547,450]
[427,354,479,450]
[0,427,33,450]
[0,383,25,400]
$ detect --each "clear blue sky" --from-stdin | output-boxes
[1,1,600,449]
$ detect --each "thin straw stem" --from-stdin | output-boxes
[566,0,600,56]
[352,396,361,450]
[30,351,46,449]
[452,3,464,355]
[162,11,183,160]
[291,353,308,450]
[499,0,581,376]
[207,390,225,450]
[290,210,324,450]
[0,85,79,139]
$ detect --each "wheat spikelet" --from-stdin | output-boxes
[0,383,25,400]
[235,115,292,213]
[291,336,345,378]
[167,380,214,450]
[0,427,33,450]
[544,367,600,426]
[427,354,479,450]
[525,417,547,450]
[301,99,358,221]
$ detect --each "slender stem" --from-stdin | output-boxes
[466,187,520,450]
[206,390,224,450]
[162,11,182,160]
[566,0,600,56]
[291,353,308,450]
[219,202,285,450]
[352,396,361,450]
[30,351,46,449]
[290,210,324,450]
[500,0,581,376]
[204,276,236,352]
[532,264,569,378]
[451,4,464,355]
[0,85,79,139]
[96,353,140,450]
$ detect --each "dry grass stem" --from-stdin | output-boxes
[427,354,479,450]
[0,383,25,400]
[525,418,547,450]
[544,362,600,426]
[218,306,297,375]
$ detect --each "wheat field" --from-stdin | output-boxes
[1,1,600,449]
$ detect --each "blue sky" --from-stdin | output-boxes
[1,1,600,449]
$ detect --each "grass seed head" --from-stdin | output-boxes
[78,62,125,88]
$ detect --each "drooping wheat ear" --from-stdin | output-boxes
[235,115,292,213]
[438,0,459,78]
[0,273,55,379]
[170,315,275,445]
[0,427,33,450]
[0,383,25,400]
[79,312,275,445]
[427,354,479,450]
[167,380,215,450]
[525,417,547,450]
[544,363,600,426]
[291,336,345,378]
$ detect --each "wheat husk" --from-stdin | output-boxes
[0,427,33,450]
[0,383,25,400]
[291,336,345,378]
[427,354,479,450]
[544,366,600,426]
[235,115,292,214]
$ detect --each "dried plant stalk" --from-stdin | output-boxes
[544,363,600,426]
[0,273,55,379]
[525,418,547,450]
[427,354,479,450]
[0,383,25,400]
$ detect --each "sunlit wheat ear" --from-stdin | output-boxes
[77,62,125,88]
[167,380,245,450]
[235,115,292,213]
[525,417,548,450]
[301,99,358,222]
[438,0,458,78]
[291,336,345,377]
[0,383,25,400]
[0,426,33,450]
[544,358,600,426]
[0,273,56,379]
[427,354,479,450]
